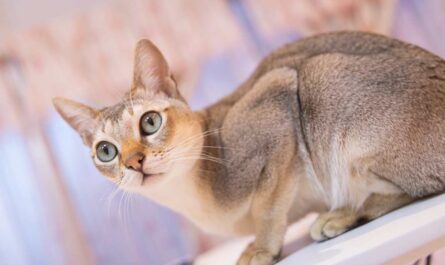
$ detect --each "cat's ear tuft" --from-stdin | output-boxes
[132,39,184,101]
[52,97,98,146]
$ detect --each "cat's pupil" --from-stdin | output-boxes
[96,141,117,162]
[140,111,162,136]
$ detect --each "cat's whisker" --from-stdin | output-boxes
[164,132,228,160]
[173,147,232,155]
[123,191,132,236]
[163,154,225,166]
[201,145,238,150]
[118,190,125,226]
[105,177,125,219]
[165,143,226,159]
[165,128,222,152]
[167,148,229,161]
[162,152,229,167]
[119,191,130,238]
[167,155,228,166]
[117,174,135,226]
[128,192,135,227]
[165,134,210,153]
[169,158,225,167]
[170,148,229,159]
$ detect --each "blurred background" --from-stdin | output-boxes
[0,0,445,265]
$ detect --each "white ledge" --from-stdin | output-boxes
[196,193,445,265]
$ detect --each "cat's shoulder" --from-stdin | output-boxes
[221,67,300,148]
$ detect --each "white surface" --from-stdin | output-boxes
[279,193,445,265]
[195,215,316,265]
[196,193,445,265]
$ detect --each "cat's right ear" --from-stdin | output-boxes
[52,97,98,146]
[131,39,184,101]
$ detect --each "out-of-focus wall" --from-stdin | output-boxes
[0,0,109,34]
[0,1,445,265]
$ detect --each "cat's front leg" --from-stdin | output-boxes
[237,155,298,265]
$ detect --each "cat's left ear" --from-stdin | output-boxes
[131,39,184,101]
[52,97,98,146]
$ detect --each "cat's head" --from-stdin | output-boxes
[53,40,204,194]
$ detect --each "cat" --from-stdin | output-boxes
[53,31,445,265]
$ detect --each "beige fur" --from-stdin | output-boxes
[53,32,445,265]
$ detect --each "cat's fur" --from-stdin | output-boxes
[53,31,445,265]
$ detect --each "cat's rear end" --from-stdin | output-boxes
[281,32,445,242]
[298,36,445,203]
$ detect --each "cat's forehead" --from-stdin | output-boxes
[94,98,171,139]
[99,98,170,121]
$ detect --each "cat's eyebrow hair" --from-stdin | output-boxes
[99,119,117,134]
[100,96,147,121]
[100,102,128,122]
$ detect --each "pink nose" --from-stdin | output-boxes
[125,152,145,171]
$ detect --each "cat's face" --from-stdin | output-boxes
[53,40,203,194]
[89,97,202,193]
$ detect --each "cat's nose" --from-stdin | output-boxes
[125,152,145,171]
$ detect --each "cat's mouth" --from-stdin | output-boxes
[142,173,164,185]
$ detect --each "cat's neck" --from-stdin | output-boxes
[193,109,227,191]
[145,120,237,233]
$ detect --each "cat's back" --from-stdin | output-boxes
[208,31,442,120]
[257,31,414,73]
[297,33,445,134]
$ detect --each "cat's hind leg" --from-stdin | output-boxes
[310,193,413,242]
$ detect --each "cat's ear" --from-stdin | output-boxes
[131,39,184,101]
[52,97,98,146]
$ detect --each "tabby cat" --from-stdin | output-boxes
[53,31,445,265]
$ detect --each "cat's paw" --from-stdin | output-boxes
[310,210,361,242]
[237,243,277,265]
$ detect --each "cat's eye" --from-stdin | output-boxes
[96,141,118,162]
[140,111,162,136]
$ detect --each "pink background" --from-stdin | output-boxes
[0,0,444,264]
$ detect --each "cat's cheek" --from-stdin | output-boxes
[142,158,172,175]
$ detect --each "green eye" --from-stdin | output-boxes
[96,141,118,162]
[140,111,162,136]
